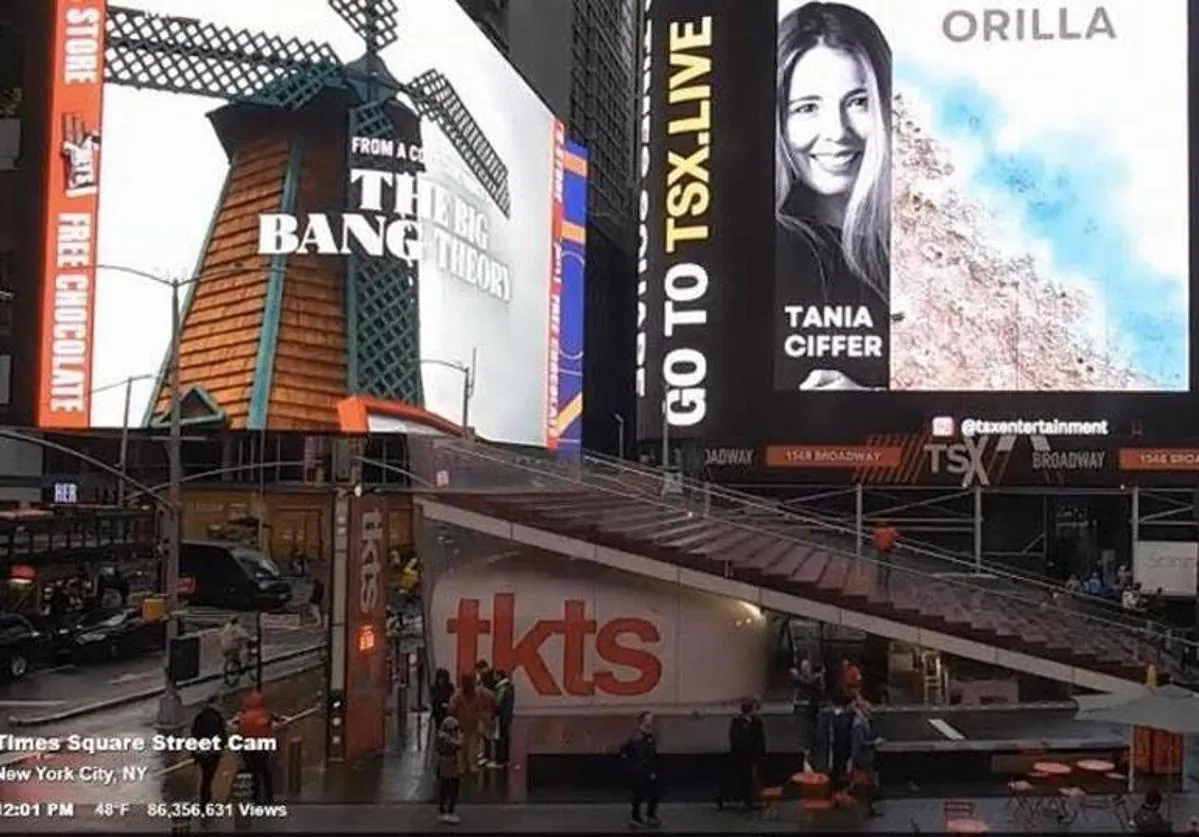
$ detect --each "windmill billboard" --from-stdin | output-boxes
[36,0,588,450]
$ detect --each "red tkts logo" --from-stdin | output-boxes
[447,594,662,697]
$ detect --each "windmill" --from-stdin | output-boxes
[100,0,510,430]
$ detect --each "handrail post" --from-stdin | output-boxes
[1131,485,1140,557]
[854,484,864,557]
[973,485,983,570]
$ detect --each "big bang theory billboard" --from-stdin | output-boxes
[37,0,587,451]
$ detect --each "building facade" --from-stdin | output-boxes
[458,0,639,457]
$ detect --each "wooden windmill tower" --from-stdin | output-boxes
[99,0,509,430]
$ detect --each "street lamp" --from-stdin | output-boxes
[613,413,625,460]
[91,374,157,505]
[420,347,477,436]
[98,262,246,731]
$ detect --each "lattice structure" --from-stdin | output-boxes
[408,70,510,216]
[329,0,400,53]
[105,6,341,106]
[347,102,424,406]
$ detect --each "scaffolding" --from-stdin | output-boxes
[720,483,1196,575]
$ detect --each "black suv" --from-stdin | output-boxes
[0,613,49,681]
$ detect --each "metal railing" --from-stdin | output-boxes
[454,441,1170,636]
[413,437,1195,672]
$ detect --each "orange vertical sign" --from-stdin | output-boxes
[37,0,107,429]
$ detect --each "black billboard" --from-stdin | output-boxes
[635,0,1198,485]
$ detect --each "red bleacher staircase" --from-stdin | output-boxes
[409,439,1172,693]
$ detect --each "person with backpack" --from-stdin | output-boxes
[619,711,661,829]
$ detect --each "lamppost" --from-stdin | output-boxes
[420,347,477,436]
[97,262,245,730]
[91,374,157,505]
[613,413,626,460]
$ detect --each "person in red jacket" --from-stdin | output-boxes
[236,692,276,803]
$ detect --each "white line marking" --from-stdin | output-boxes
[0,700,69,708]
[928,718,966,740]
[108,672,154,686]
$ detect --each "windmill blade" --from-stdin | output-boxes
[405,70,511,217]
[329,0,400,53]
[105,5,342,108]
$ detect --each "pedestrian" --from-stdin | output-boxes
[1131,789,1171,833]
[236,691,276,803]
[431,668,455,733]
[619,711,662,829]
[492,669,514,767]
[839,657,863,703]
[790,660,824,767]
[190,696,226,810]
[849,697,881,817]
[289,547,306,579]
[473,660,497,768]
[435,716,464,825]
[475,659,497,691]
[448,672,494,775]
[829,698,854,790]
[719,700,765,810]
[308,576,324,628]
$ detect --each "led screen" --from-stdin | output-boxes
[38,0,586,447]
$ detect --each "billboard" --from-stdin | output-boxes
[36,0,587,447]
[636,0,1194,466]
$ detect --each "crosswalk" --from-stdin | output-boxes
[181,607,311,632]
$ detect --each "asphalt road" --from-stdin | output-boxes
[0,620,323,723]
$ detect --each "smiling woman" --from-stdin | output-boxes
[774,1,893,393]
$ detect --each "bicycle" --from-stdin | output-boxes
[222,643,260,687]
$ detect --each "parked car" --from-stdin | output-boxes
[61,607,166,662]
[0,613,52,681]
[181,541,292,611]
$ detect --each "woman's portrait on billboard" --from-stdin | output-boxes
[775,1,892,391]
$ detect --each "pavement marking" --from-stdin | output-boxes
[108,672,155,686]
[0,700,69,708]
[928,718,966,741]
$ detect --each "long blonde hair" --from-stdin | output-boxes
[776,2,891,300]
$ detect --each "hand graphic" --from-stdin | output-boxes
[799,369,868,391]
[61,113,100,195]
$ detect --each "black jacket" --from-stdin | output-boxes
[190,707,225,758]
[620,730,658,781]
[774,220,890,390]
[494,679,515,723]
[1131,804,1171,834]
[728,715,766,759]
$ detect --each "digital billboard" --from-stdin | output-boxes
[37,0,587,447]
[636,0,1195,472]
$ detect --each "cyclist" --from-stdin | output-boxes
[219,617,254,672]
